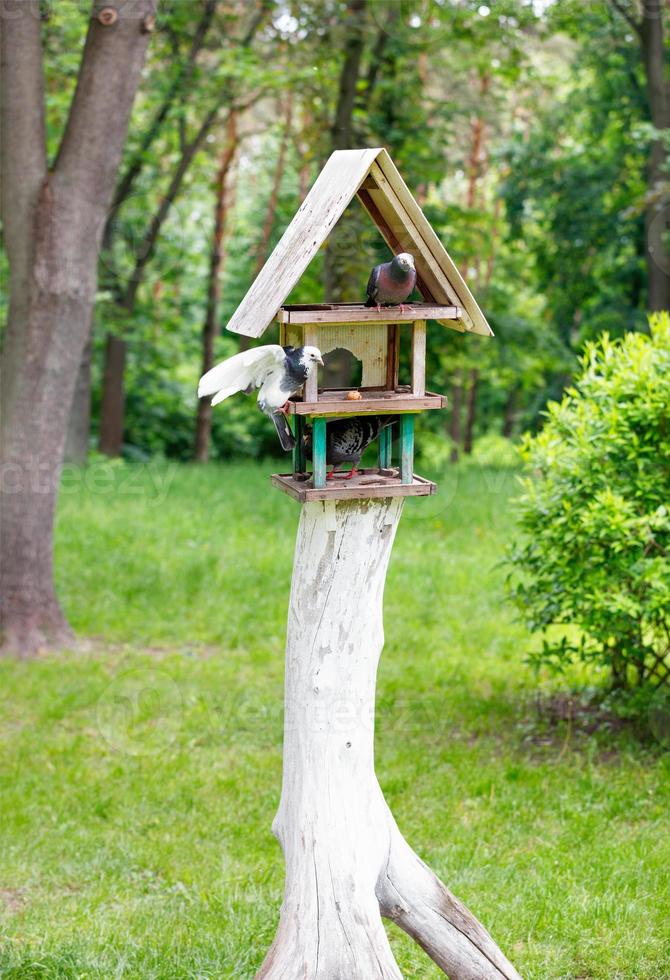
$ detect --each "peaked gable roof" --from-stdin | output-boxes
[226,147,492,339]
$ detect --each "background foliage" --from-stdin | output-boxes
[508,313,670,690]
[39,0,665,463]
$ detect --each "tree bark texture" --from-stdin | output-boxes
[0,0,155,655]
[64,326,92,464]
[195,111,239,462]
[257,499,521,980]
[98,333,127,457]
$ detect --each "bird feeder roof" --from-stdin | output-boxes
[226,147,492,339]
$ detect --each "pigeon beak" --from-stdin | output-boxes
[317,355,324,367]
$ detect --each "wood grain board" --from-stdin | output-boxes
[276,303,461,324]
[286,389,447,417]
[271,469,437,502]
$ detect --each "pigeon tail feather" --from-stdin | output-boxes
[270,411,296,452]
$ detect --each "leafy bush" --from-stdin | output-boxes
[507,313,670,690]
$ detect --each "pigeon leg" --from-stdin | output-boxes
[277,401,291,415]
[326,465,340,481]
[399,303,413,314]
[345,467,359,480]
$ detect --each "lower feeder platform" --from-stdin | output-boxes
[272,469,436,503]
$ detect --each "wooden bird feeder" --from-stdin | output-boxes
[224,151,519,980]
[225,147,492,503]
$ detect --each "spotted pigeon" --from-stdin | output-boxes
[303,415,395,479]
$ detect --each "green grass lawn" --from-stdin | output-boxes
[1,459,668,979]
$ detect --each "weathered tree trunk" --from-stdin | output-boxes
[195,112,239,462]
[258,499,521,980]
[98,333,126,457]
[0,1,155,655]
[64,327,93,464]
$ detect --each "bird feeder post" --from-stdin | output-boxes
[291,415,306,475]
[411,320,427,397]
[378,423,393,469]
[400,414,415,485]
[256,498,522,980]
[311,416,327,488]
[215,148,517,975]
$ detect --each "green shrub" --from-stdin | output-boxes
[507,313,670,690]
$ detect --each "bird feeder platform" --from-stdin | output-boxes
[286,386,447,417]
[277,302,462,325]
[272,469,436,503]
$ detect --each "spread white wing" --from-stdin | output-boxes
[198,345,285,406]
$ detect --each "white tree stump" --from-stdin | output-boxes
[257,498,521,980]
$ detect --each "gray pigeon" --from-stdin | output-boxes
[303,415,395,479]
[365,252,416,311]
[198,344,323,451]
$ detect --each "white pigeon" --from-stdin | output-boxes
[198,344,323,451]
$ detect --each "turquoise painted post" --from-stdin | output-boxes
[312,417,327,488]
[400,414,415,485]
[292,415,306,475]
[378,423,393,470]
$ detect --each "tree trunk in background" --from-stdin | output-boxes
[502,388,517,439]
[324,0,367,303]
[98,334,126,457]
[97,0,219,456]
[463,72,490,287]
[98,5,270,455]
[64,327,92,464]
[463,368,479,455]
[195,112,239,462]
[236,96,293,353]
[449,375,463,464]
[640,0,670,311]
[102,0,218,252]
[253,97,292,279]
[0,1,155,656]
